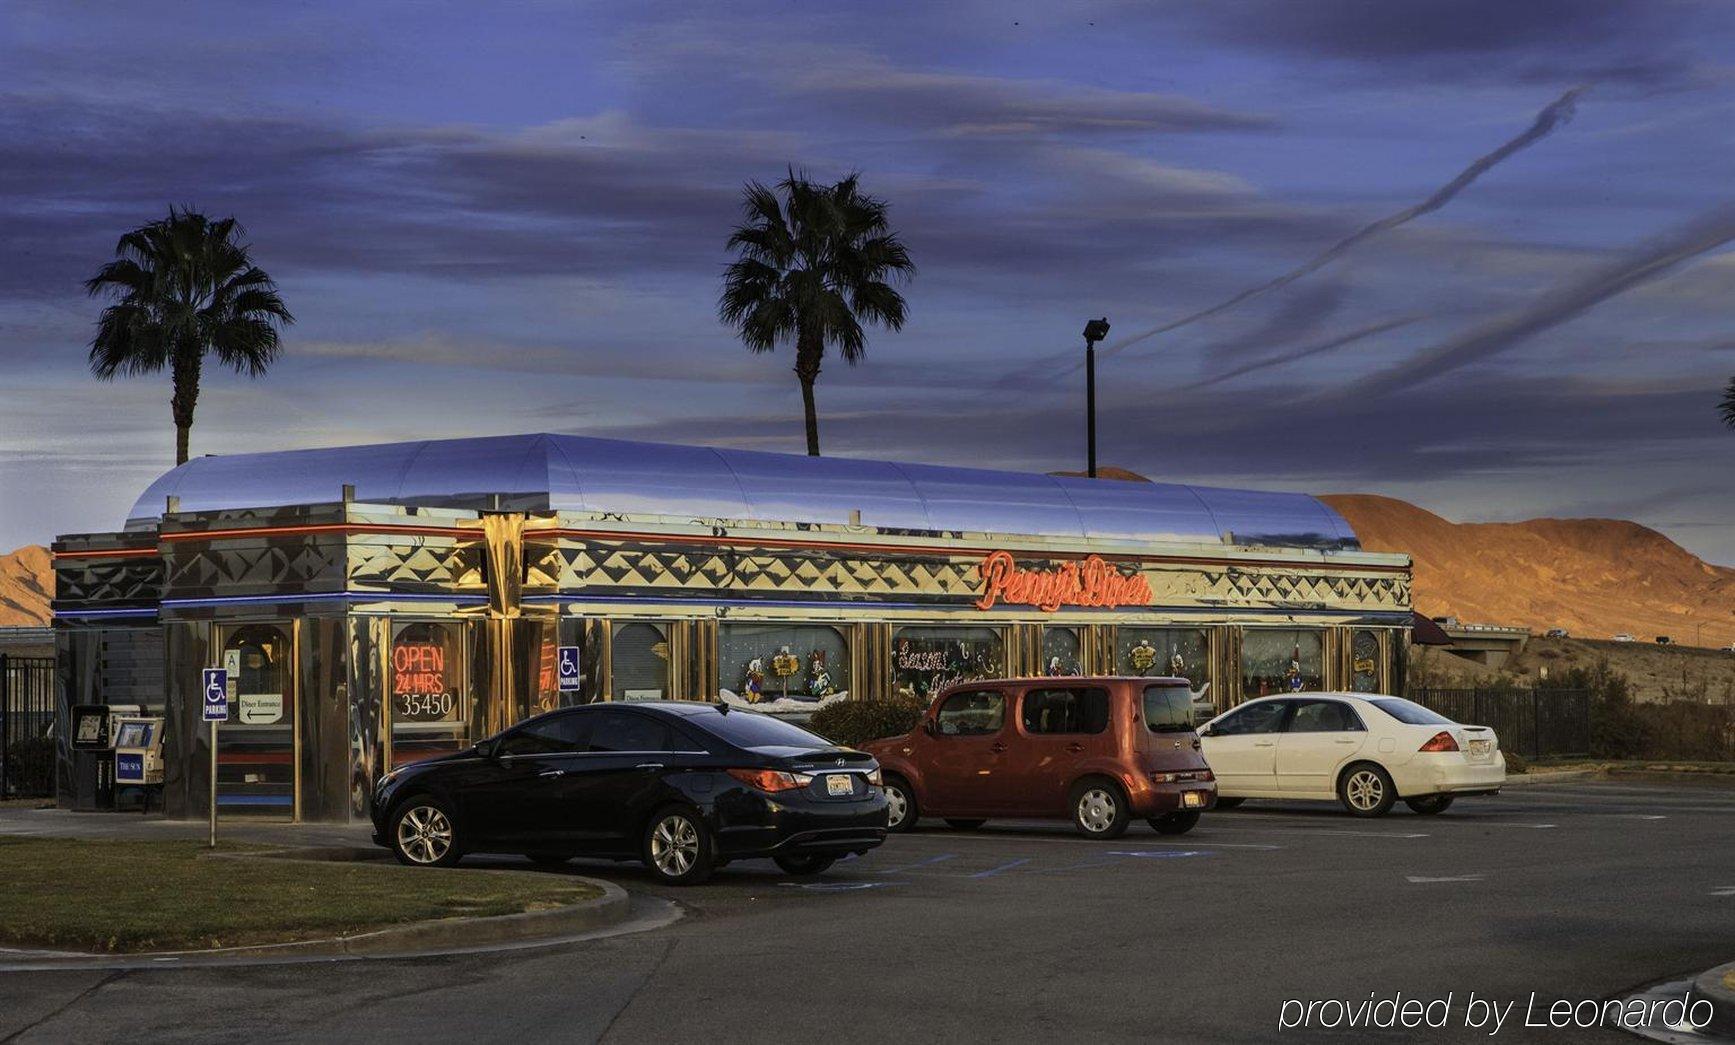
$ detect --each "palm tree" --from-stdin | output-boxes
[1722,378,1735,429]
[719,171,915,456]
[85,208,294,465]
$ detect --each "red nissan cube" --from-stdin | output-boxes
[861,676,1216,838]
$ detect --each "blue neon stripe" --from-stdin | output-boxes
[160,591,489,608]
[216,794,294,806]
[55,607,159,619]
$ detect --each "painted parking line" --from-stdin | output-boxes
[911,831,1281,849]
[969,858,1032,879]
[1225,827,1431,839]
[872,853,958,875]
[1406,874,1485,883]
[1711,886,1735,897]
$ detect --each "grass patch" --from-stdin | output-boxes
[0,837,602,953]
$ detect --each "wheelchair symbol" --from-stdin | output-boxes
[557,647,581,690]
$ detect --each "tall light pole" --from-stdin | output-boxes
[1082,318,1110,478]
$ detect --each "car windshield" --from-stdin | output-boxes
[695,708,834,751]
[1368,697,1455,726]
[1143,684,1195,733]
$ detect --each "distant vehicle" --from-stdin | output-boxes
[862,677,1217,839]
[1198,694,1505,818]
[1544,628,1569,638]
[1655,636,1673,645]
[1613,633,1635,642]
[372,702,887,884]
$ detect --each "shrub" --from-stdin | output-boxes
[808,699,925,748]
[3,737,55,796]
[1502,749,1529,775]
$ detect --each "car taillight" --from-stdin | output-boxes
[1150,769,1214,783]
[866,768,883,786]
[726,768,813,792]
[1419,731,1459,753]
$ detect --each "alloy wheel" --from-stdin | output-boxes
[1346,770,1385,811]
[1077,787,1117,834]
[396,805,453,865]
[650,814,700,878]
[885,785,909,829]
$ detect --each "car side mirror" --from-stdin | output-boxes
[922,719,937,737]
[479,738,501,760]
[1197,725,1215,738]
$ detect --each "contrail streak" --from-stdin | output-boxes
[1180,317,1421,391]
[1337,204,1735,399]
[1095,86,1588,363]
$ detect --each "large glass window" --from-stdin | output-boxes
[1241,629,1323,697]
[892,626,1006,702]
[1021,687,1109,735]
[719,623,850,705]
[611,622,670,701]
[1117,627,1209,687]
[1351,629,1382,693]
[217,624,294,816]
[935,689,1005,735]
[390,621,470,766]
[1040,627,1082,677]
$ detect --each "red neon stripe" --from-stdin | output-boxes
[52,547,157,561]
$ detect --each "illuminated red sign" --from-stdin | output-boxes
[974,550,1152,612]
[392,642,448,697]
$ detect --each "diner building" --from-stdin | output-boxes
[53,433,1412,822]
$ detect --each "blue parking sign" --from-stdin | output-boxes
[202,668,229,721]
[557,646,582,691]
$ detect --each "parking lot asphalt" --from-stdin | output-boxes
[1,779,1731,1044]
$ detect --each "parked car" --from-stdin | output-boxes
[371,701,888,884]
[1197,693,1504,817]
[1655,636,1672,645]
[1544,628,1569,638]
[1613,633,1635,642]
[861,677,1216,839]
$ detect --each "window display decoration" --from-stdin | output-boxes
[892,627,1005,702]
[742,658,767,703]
[1129,638,1158,673]
[719,624,851,713]
[1241,629,1324,697]
[1041,627,1082,676]
[770,646,801,699]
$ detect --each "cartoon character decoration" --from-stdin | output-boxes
[1169,652,1187,680]
[808,649,835,698]
[1285,658,1304,692]
[1129,638,1158,675]
[743,658,766,703]
[770,645,801,698]
[1047,655,1064,677]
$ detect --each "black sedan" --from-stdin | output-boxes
[370,701,888,885]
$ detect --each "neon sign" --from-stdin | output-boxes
[974,550,1152,612]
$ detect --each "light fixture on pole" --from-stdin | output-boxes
[1082,318,1110,479]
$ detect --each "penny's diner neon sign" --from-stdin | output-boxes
[973,550,1152,612]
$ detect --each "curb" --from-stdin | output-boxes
[1693,961,1735,1037]
[0,876,633,970]
[1497,769,1603,786]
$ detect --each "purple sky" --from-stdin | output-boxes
[4,1,1734,560]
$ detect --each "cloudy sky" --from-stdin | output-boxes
[4,0,1735,560]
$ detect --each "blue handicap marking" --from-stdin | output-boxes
[1108,850,1209,859]
[778,881,904,892]
[557,646,582,691]
[201,668,229,721]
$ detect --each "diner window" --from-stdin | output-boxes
[217,624,294,816]
[1241,629,1324,697]
[1021,688,1109,735]
[719,623,850,705]
[892,626,1006,702]
[1040,627,1082,676]
[611,622,670,701]
[935,690,1005,736]
[1117,627,1209,686]
[1351,629,1382,693]
[390,621,469,766]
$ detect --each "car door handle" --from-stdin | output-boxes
[1065,743,1085,753]
[538,769,565,779]
[634,762,664,771]
[989,743,1007,753]
[1253,740,1275,747]
[1334,739,1358,745]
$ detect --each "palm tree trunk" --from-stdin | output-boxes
[794,338,823,456]
[170,346,202,466]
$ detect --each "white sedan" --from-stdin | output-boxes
[1197,693,1505,817]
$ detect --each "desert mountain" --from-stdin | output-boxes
[1322,495,1735,649]
[0,545,51,627]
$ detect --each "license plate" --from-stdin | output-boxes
[826,774,854,796]
[1469,740,1492,757]
[1182,791,1205,809]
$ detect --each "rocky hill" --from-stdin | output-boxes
[0,545,52,626]
[1323,495,1735,649]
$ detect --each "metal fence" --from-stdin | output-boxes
[1409,687,1592,759]
[1,654,56,798]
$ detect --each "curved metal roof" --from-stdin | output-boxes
[125,433,1360,549]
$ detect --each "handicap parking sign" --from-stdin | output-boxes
[557,646,582,692]
[202,668,229,722]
